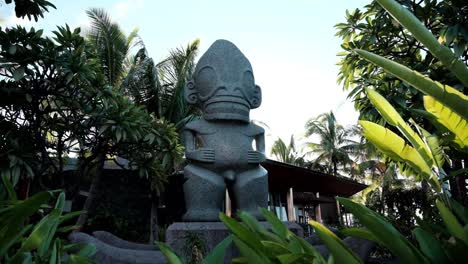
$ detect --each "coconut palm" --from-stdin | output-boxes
[74,8,146,231]
[86,8,140,86]
[304,111,357,176]
[271,135,305,166]
[122,40,200,130]
[120,40,200,242]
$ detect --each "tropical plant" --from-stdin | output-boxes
[3,0,56,21]
[315,0,468,262]
[304,112,358,176]
[156,235,232,264]
[0,3,183,235]
[0,176,95,263]
[119,40,200,241]
[122,39,201,129]
[270,135,305,166]
[336,0,467,200]
[86,8,140,87]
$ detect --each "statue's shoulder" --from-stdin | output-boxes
[243,123,265,136]
[184,119,215,134]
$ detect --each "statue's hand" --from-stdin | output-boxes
[197,148,215,162]
[247,150,266,163]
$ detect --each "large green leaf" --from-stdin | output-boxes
[201,236,232,264]
[337,197,429,264]
[219,213,271,260]
[366,88,435,167]
[375,0,468,87]
[340,228,379,244]
[355,49,468,121]
[260,208,291,241]
[359,120,439,191]
[231,237,272,264]
[156,242,185,264]
[424,96,468,152]
[436,199,468,246]
[413,227,450,263]
[11,208,61,261]
[0,191,52,257]
[309,220,362,264]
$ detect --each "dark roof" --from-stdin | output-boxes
[262,159,367,197]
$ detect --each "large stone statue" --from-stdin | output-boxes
[182,39,268,221]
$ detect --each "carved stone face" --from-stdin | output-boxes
[185,40,262,122]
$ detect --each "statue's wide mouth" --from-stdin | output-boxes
[203,96,250,122]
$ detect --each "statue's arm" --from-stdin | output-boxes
[248,132,266,163]
[184,129,215,163]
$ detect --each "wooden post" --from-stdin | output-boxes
[315,192,323,223]
[336,199,343,226]
[286,188,295,221]
[225,190,231,217]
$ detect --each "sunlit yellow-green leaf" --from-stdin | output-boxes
[424,96,468,152]
[355,49,468,121]
[366,88,434,167]
[359,120,440,191]
[309,220,362,264]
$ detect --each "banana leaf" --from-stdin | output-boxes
[337,197,429,264]
[424,96,468,152]
[359,120,440,191]
[309,220,362,264]
[355,49,468,121]
[375,0,468,87]
[366,88,435,167]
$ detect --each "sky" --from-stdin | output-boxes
[1,0,370,156]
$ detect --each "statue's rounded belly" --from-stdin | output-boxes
[213,143,247,168]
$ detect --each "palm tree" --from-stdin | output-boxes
[271,135,305,166]
[304,111,357,176]
[75,8,142,230]
[86,8,140,86]
[120,40,200,242]
[122,40,200,130]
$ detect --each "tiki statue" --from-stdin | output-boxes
[183,39,268,221]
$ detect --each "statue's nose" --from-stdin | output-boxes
[216,84,244,97]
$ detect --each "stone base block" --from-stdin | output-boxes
[165,221,303,262]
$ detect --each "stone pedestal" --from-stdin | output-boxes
[165,222,303,262]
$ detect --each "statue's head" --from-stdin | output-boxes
[185,39,262,122]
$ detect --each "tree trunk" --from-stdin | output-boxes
[149,194,159,243]
[75,153,106,230]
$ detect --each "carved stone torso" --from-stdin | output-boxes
[185,119,264,173]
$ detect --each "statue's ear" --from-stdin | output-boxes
[185,80,198,104]
[250,85,262,109]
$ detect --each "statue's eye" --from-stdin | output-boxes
[196,67,216,97]
[242,71,255,89]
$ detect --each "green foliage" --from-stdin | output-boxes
[122,39,201,130]
[336,0,467,149]
[271,136,306,166]
[86,8,140,87]
[218,209,327,263]
[0,181,95,263]
[157,236,232,264]
[304,112,358,176]
[4,0,56,22]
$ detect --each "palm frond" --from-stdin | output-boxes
[86,8,134,86]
